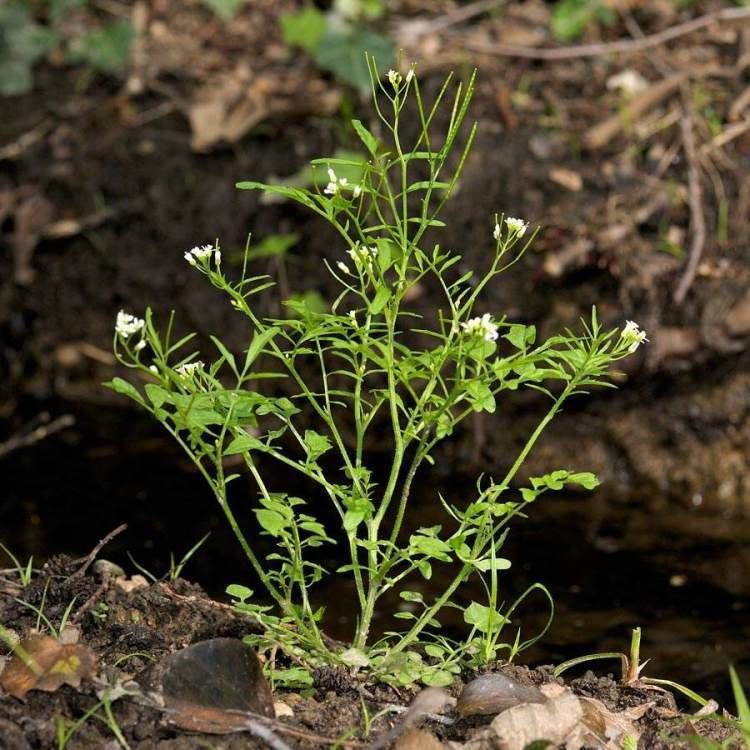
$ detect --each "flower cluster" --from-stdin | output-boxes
[176,361,205,377]
[323,167,352,198]
[461,313,499,342]
[494,216,528,241]
[115,310,145,339]
[620,320,648,353]
[185,244,221,267]
[336,244,378,276]
[348,243,378,269]
[387,68,414,88]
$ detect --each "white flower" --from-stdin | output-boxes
[505,217,528,237]
[353,184,362,199]
[175,361,204,377]
[149,365,158,374]
[348,310,357,321]
[134,340,147,352]
[620,320,648,353]
[115,310,145,339]
[347,243,378,270]
[461,313,498,342]
[606,69,648,96]
[323,168,348,196]
[387,69,401,87]
[405,69,414,83]
[493,223,501,241]
[336,261,351,274]
[185,244,220,266]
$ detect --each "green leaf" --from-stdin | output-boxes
[235,181,314,208]
[465,380,496,413]
[421,670,454,687]
[243,327,280,374]
[104,378,144,405]
[210,336,238,378]
[313,26,393,90]
[351,118,378,156]
[245,233,299,261]
[225,584,253,603]
[399,590,424,603]
[303,429,332,462]
[47,0,86,25]
[343,510,366,532]
[730,666,750,737]
[200,0,247,20]
[435,413,453,440]
[473,557,512,572]
[0,59,34,96]
[224,434,265,454]
[66,20,134,73]
[463,601,507,634]
[144,383,170,408]
[505,324,536,350]
[409,533,452,562]
[271,667,314,688]
[551,0,614,42]
[255,508,288,536]
[369,286,391,315]
[280,7,327,53]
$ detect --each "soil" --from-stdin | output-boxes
[0,558,739,749]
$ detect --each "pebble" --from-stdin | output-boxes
[456,673,546,717]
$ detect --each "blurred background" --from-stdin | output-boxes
[1,0,749,702]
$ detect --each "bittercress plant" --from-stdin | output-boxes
[108,58,647,687]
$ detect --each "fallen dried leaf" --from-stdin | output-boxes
[0,633,96,699]
[451,688,582,750]
[573,695,644,748]
[160,638,274,733]
[114,574,150,593]
[549,167,583,192]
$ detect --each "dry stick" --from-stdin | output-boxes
[0,119,52,161]
[0,415,75,460]
[463,6,750,60]
[729,85,750,121]
[71,581,109,624]
[159,706,368,748]
[584,72,688,150]
[701,117,750,154]
[70,524,128,579]
[674,113,706,305]
[394,0,503,39]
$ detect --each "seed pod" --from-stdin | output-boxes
[456,673,546,717]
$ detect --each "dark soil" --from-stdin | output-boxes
[0,558,739,749]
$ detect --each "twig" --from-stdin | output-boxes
[70,525,128,579]
[367,688,453,750]
[71,581,109,624]
[160,705,368,748]
[0,119,52,161]
[700,117,750,154]
[463,7,750,60]
[0,415,75,460]
[393,0,503,40]
[584,72,688,149]
[729,85,750,121]
[674,114,707,304]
